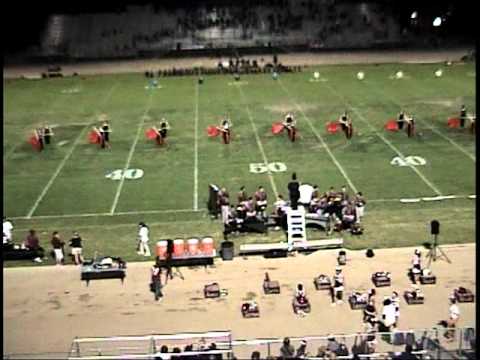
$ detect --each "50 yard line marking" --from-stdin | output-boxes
[237,85,279,198]
[322,82,443,196]
[277,78,358,194]
[26,83,119,219]
[110,91,154,215]
[193,82,199,211]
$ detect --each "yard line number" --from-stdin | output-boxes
[249,162,287,174]
[106,169,144,180]
[390,156,426,167]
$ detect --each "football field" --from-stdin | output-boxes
[4,61,476,264]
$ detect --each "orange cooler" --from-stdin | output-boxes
[201,237,214,255]
[173,239,185,257]
[156,240,168,258]
[187,238,199,255]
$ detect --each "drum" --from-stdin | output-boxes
[201,237,214,255]
[156,240,168,258]
[187,238,199,255]
[173,239,185,257]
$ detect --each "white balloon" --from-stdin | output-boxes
[313,71,320,79]
[435,69,443,77]
[396,71,403,79]
[357,72,365,80]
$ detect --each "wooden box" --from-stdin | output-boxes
[419,274,436,285]
[404,291,424,305]
[263,280,280,294]
[241,305,260,318]
[372,273,391,287]
[348,295,367,310]
[314,275,332,290]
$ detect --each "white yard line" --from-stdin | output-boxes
[237,85,279,198]
[277,78,359,194]
[364,80,476,162]
[25,83,119,218]
[322,82,443,196]
[25,127,89,218]
[193,82,199,210]
[12,208,206,221]
[110,92,154,215]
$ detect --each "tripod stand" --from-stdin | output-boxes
[426,233,451,267]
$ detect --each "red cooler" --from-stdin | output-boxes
[156,240,168,258]
[187,238,199,255]
[201,237,214,255]
[173,239,185,257]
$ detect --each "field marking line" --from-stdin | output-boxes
[277,78,359,194]
[236,85,280,199]
[110,92,154,215]
[363,80,476,162]
[193,81,199,211]
[11,208,206,220]
[25,83,120,219]
[321,81,443,196]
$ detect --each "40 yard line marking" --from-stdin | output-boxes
[277,78,358,194]
[193,81,199,211]
[237,85,279,198]
[110,91,154,215]
[26,83,120,218]
[322,82,443,196]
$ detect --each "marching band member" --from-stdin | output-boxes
[92,126,103,148]
[405,115,415,137]
[254,186,268,219]
[35,127,44,151]
[338,111,353,139]
[283,112,297,142]
[43,124,54,145]
[397,110,406,130]
[460,104,467,128]
[237,186,247,204]
[469,114,475,134]
[99,120,111,149]
[218,116,232,144]
[154,118,170,146]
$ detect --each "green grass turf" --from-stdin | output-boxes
[3,62,476,267]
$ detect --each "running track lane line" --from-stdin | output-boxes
[322,82,443,196]
[363,79,476,162]
[110,91,154,215]
[237,85,280,199]
[193,81,199,211]
[277,78,359,194]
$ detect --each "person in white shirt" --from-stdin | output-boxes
[390,291,400,327]
[446,297,460,340]
[382,298,397,331]
[137,222,151,257]
[3,217,13,244]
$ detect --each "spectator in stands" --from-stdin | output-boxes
[296,339,308,358]
[251,351,261,360]
[316,346,327,358]
[3,216,13,245]
[397,344,417,360]
[24,229,45,263]
[280,337,295,359]
[160,345,168,353]
[51,231,65,266]
[326,335,340,353]
[69,231,84,265]
[445,297,460,341]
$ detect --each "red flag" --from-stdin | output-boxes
[326,121,339,134]
[271,122,285,135]
[88,130,101,144]
[385,119,399,131]
[28,135,41,151]
[145,128,158,140]
[447,117,460,128]
[207,125,220,137]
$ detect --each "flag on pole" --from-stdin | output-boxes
[207,125,220,137]
[384,119,399,131]
[145,128,158,140]
[326,121,339,134]
[447,117,460,128]
[271,122,285,134]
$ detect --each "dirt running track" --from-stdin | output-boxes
[3,243,475,357]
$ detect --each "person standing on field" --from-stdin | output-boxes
[137,222,151,257]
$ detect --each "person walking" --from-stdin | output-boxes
[69,231,84,265]
[51,231,65,266]
[137,222,151,257]
[151,262,163,301]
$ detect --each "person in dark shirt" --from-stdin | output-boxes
[237,186,247,204]
[99,121,111,149]
[287,173,300,210]
[24,229,45,262]
[397,110,406,130]
[51,231,65,265]
[43,124,54,145]
[69,231,84,265]
[154,118,170,146]
[460,104,467,128]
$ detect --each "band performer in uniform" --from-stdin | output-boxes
[218,116,232,144]
[35,128,44,151]
[43,124,54,145]
[99,120,111,149]
[154,118,170,146]
[405,115,415,138]
[338,111,353,139]
[460,104,467,128]
[397,110,406,130]
[283,112,297,142]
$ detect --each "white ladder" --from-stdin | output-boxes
[287,207,307,250]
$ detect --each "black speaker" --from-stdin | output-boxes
[264,249,288,258]
[431,220,440,235]
[366,249,374,258]
[221,241,234,261]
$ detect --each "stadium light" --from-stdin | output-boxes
[433,17,442,27]
[411,11,418,19]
